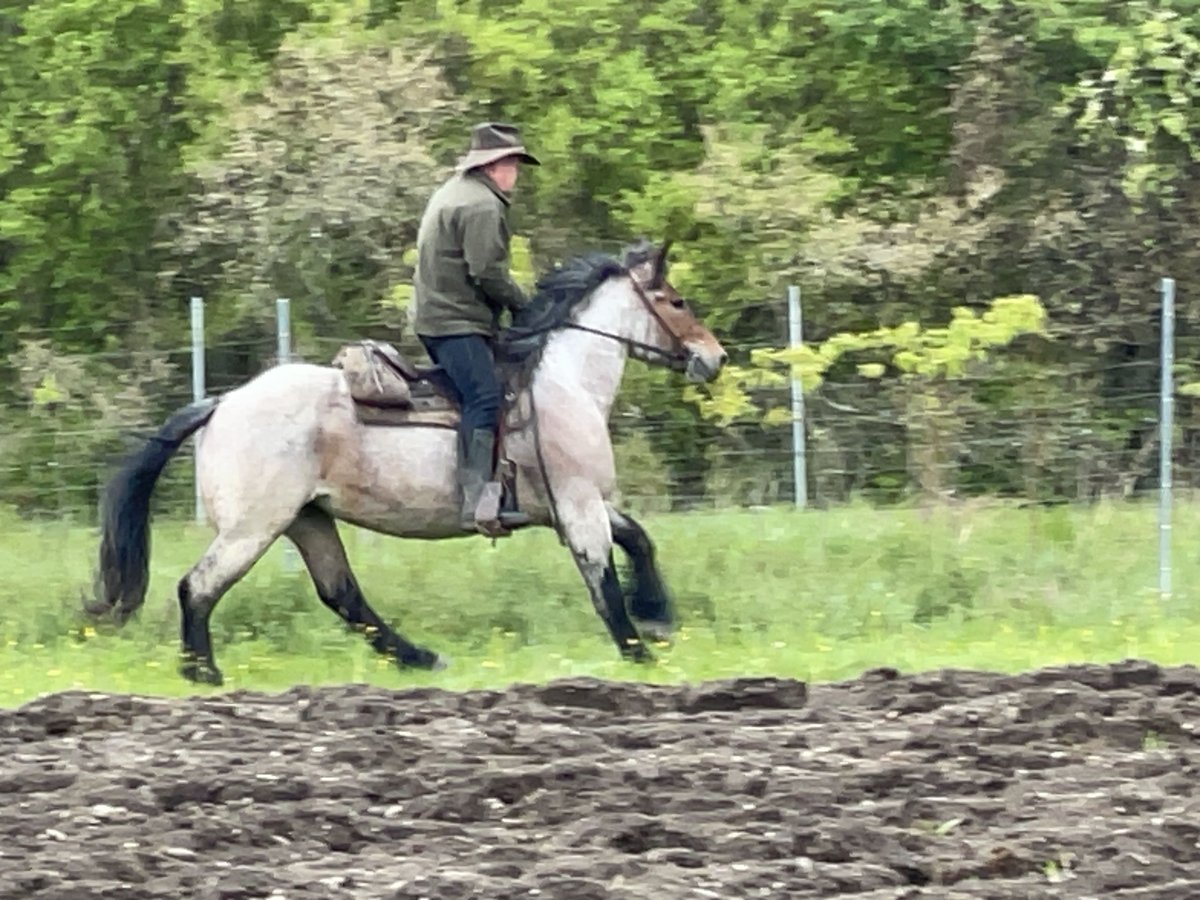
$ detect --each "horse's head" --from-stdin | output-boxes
[622,240,727,383]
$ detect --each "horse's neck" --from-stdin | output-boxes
[533,280,640,420]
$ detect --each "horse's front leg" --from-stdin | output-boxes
[560,488,652,663]
[607,504,675,645]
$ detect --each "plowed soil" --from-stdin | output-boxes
[2,659,1199,899]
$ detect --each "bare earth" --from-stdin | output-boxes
[2,659,1198,899]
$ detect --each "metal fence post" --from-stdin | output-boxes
[276,297,291,365]
[190,296,206,525]
[276,298,299,571]
[787,285,808,509]
[1159,277,1175,600]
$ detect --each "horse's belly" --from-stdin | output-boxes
[318,423,464,538]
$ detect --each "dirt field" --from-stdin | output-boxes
[2,659,1198,899]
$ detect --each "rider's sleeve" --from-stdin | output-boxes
[462,202,530,311]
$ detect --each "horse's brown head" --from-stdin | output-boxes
[625,240,728,383]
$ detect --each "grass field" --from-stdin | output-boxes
[1,499,1198,708]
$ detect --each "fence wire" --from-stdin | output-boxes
[0,291,1185,530]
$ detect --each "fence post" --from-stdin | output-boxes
[190,296,206,525]
[276,297,291,364]
[276,297,299,571]
[787,285,808,509]
[1159,277,1175,600]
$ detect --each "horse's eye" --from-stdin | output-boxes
[670,297,686,309]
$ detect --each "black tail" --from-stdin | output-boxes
[88,398,219,624]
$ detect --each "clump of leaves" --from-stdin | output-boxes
[689,294,1048,427]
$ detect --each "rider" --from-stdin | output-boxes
[411,122,540,534]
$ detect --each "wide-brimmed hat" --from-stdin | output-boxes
[455,122,541,172]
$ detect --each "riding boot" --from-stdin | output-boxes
[457,429,490,531]
[461,428,532,533]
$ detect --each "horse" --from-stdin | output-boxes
[87,239,728,685]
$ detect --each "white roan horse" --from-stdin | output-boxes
[88,240,727,685]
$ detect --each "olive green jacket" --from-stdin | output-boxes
[411,171,530,338]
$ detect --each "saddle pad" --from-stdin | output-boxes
[354,403,458,429]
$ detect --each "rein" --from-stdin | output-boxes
[512,274,691,370]
[562,321,689,370]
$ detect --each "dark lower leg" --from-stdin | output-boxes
[583,552,652,663]
[318,574,440,668]
[287,505,440,669]
[609,509,673,627]
[178,577,222,685]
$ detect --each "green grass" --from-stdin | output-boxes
[1,498,1198,708]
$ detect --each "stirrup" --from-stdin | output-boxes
[469,482,531,537]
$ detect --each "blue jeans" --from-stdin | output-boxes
[418,334,502,440]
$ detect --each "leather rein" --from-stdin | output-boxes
[560,276,692,371]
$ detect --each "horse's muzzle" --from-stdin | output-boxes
[685,348,728,383]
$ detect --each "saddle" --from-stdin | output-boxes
[332,339,530,534]
[331,340,460,428]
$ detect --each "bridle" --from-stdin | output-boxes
[516,268,696,546]
[562,273,692,372]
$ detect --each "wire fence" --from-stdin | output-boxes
[0,282,1187,590]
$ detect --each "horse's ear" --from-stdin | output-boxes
[625,238,659,288]
[654,240,673,286]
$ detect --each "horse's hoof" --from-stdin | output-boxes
[623,642,655,665]
[180,658,224,686]
[401,648,447,671]
[638,620,675,646]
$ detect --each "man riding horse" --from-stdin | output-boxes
[411,122,540,535]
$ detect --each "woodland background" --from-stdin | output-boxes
[3,0,1199,518]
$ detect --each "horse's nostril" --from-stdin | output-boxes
[718,352,729,366]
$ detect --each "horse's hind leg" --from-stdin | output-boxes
[285,504,442,670]
[607,505,675,644]
[179,526,285,685]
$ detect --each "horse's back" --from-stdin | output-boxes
[213,362,349,419]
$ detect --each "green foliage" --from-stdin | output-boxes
[170,31,463,348]
[0,0,193,357]
[1060,4,1200,205]
[174,0,320,157]
[690,295,1048,427]
[3,0,1200,515]
[1,339,186,518]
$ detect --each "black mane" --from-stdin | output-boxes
[496,251,627,366]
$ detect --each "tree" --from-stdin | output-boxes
[0,0,193,363]
[166,31,463,357]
